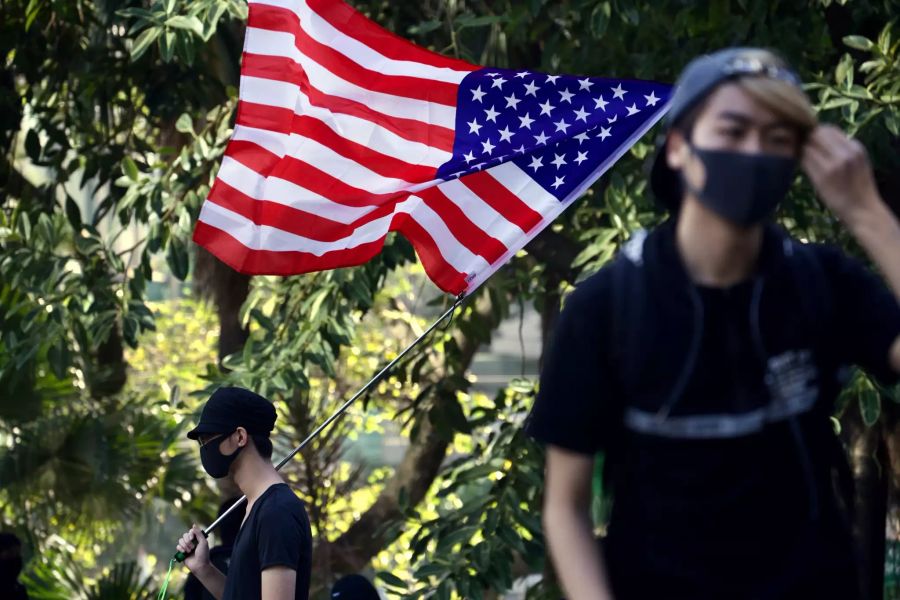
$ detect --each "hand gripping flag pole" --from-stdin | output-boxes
[170,294,465,564]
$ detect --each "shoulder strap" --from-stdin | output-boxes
[610,229,651,394]
[784,239,834,345]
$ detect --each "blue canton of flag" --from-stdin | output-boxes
[437,69,672,202]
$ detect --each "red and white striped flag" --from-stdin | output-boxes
[193,0,671,295]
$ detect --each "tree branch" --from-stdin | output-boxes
[316,292,503,573]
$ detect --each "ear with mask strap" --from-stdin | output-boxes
[199,430,245,479]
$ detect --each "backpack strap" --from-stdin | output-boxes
[782,238,834,346]
[609,229,650,394]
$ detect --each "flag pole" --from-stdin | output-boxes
[175,293,466,561]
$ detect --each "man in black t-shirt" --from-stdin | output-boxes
[526,48,900,599]
[176,387,312,600]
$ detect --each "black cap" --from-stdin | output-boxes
[331,574,379,600]
[186,387,276,440]
[649,47,803,210]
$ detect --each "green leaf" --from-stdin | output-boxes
[122,156,139,181]
[819,97,854,110]
[159,29,176,62]
[25,129,41,162]
[175,113,193,134]
[860,388,881,426]
[407,20,441,36]
[835,53,854,88]
[436,580,451,600]
[47,341,69,380]
[590,2,612,38]
[455,14,506,30]
[130,27,160,61]
[878,23,892,55]
[435,525,478,552]
[64,196,82,229]
[24,0,44,31]
[412,563,446,581]
[166,236,190,281]
[166,15,204,35]
[115,7,156,20]
[843,35,873,51]
[376,571,407,589]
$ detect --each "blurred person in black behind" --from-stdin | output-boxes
[526,47,900,599]
[0,532,28,600]
[184,497,246,600]
[330,574,380,600]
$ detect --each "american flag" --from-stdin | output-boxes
[192,0,672,295]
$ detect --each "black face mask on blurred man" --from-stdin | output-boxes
[680,142,797,227]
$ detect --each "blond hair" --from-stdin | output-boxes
[732,49,818,135]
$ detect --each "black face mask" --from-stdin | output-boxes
[0,556,23,582]
[200,432,243,479]
[681,144,796,226]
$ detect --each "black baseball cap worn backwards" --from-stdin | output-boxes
[649,47,803,210]
[187,387,277,440]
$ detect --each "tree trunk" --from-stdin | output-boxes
[193,247,251,363]
[843,399,889,600]
[315,291,504,575]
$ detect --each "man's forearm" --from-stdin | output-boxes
[544,505,614,600]
[193,563,227,600]
[848,196,900,301]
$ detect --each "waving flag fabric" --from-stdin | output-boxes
[193,0,672,295]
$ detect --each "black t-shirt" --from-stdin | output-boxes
[184,545,233,600]
[526,222,900,599]
[222,483,312,600]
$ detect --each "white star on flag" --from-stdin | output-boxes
[538,100,555,116]
[598,126,612,140]
[551,175,565,189]
[626,103,641,116]
[645,91,661,106]
[551,153,567,168]
[574,150,589,165]
[523,81,540,97]
[574,131,590,144]
[578,78,594,91]
[534,131,550,145]
[594,95,608,111]
[559,88,575,103]
[505,93,521,109]
[518,113,535,129]
[573,106,590,122]
[481,139,495,154]
[612,83,627,100]
[491,77,507,89]
[554,119,571,133]
[528,155,544,171]
[498,126,514,142]
[468,118,482,134]
[546,74,560,84]
[471,86,486,102]
[484,106,500,122]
